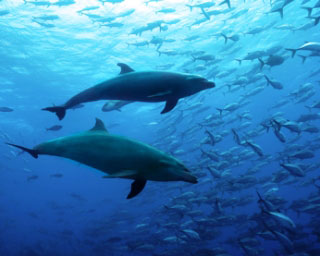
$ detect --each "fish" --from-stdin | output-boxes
[46,125,63,131]
[192,54,215,62]
[127,41,149,47]
[27,175,39,181]
[50,173,63,178]
[33,15,59,21]
[220,33,240,44]
[99,0,124,4]
[6,118,197,199]
[187,2,215,11]
[0,10,10,16]
[77,6,100,13]
[289,149,314,159]
[264,75,283,89]
[305,100,320,110]
[156,8,176,13]
[100,22,124,28]
[280,163,305,177]
[42,63,215,120]
[259,55,285,69]
[296,113,320,122]
[231,129,243,146]
[52,0,75,7]
[23,0,51,7]
[0,107,14,112]
[219,0,231,8]
[244,141,264,157]
[33,20,55,28]
[217,103,240,116]
[286,42,320,57]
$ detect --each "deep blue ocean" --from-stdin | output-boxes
[1,0,320,255]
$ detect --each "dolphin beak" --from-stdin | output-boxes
[206,81,215,88]
[181,167,198,184]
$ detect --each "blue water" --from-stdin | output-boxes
[1,0,320,255]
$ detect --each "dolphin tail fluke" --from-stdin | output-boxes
[285,48,297,58]
[258,58,265,70]
[6,143,38,158]
[42,106,66,120]
[127,179,146,199]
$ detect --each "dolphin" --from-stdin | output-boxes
[6,118,197,199]
[42,63,215,120]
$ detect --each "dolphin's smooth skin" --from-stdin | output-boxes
[6,118,197,199]
[42,63,215,120]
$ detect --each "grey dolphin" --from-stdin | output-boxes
[6,118,197,199]
[42,63,215,120]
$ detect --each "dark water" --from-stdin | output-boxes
[1,0,320,255]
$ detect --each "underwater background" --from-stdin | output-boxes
[1,0,320,255]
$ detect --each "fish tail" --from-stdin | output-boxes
[6,143,38,159]
[301,7,313,18]
[285,48,297,58]
[186,4,193,11]
[264,75,270,85]
[42,106,66,120]
[235,59,242,65]
[201,7,210,20]
[297,55,307,64]
[216,108,223,116]
[221,33,228,44]
[219,0,231,8]
[278,7,284,19]
[311,16,320,26]
[258,58,264,70]
[305,105,312,112]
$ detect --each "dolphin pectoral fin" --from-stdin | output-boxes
[90,118,108,132]
[117,63,135,74]
[127,179,147,199]
[161,98,178,114]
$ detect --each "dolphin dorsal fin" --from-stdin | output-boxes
[117,63,135,74]
[90,118,108,132]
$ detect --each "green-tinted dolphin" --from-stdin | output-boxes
[6,118,197,199]
[42,63,215,120]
